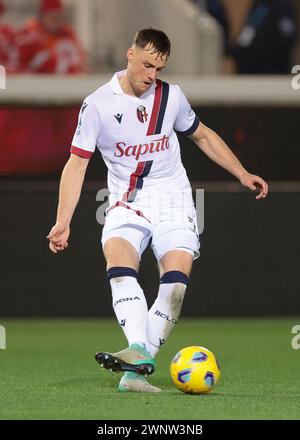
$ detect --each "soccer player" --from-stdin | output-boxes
[47,28,268,393]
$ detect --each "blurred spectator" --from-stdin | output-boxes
[0,1,17,72]
[15,0,87,74]
[206,0,296,74]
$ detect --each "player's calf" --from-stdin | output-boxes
[147,271,189,356]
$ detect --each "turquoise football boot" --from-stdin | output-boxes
[118,371,161,393]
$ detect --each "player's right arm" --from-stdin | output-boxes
[47,153,89,254]
[47,96,100,254]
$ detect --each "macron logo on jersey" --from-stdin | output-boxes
[114,135,170,161]
[114,113,123,124]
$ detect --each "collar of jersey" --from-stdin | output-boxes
[110,69,156,99]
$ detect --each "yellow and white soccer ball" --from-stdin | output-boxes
[170,346,221,394]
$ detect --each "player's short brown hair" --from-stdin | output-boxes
[133,28,171,58]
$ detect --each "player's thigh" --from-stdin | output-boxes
[102,205,152,270]
[152,222,199,277]
[102,219,151,270]
[103,237,140,271]
[158,250,193,277]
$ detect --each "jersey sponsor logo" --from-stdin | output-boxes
[136,105,148,123]
[114,135,169,161]
[113,296,141,307]
[120,319,126,327]
[114,113,123,124]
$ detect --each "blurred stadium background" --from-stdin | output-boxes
[0,0,299,317]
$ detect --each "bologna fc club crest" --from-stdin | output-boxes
[137,105,148,123]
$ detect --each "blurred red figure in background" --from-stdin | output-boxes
[0,1,17,72]
[15,0,87,74]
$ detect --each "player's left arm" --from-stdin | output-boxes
[189,123,269,200]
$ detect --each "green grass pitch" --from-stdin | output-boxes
[0,318,299,420]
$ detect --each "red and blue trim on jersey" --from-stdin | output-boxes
[176,115,200,137]
[70,145,93,159]
[106,161,153,222]
[147,80,169,136]
[122,160,153,202]
[106,200,151,223]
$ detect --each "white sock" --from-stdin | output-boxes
[147,273,188,357]
[109,271,149,348]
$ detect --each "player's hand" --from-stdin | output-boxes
[239,172,269,200]
[47,223,70,254]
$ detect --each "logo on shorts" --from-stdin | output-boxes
[137,105,148,123]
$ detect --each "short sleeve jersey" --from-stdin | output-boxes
[71,70,200,200]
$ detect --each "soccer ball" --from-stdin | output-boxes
[170,346,221,394]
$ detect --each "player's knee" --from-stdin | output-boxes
[104,238,139,270]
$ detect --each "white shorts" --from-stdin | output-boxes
[101,196,200,261]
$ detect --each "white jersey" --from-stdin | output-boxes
[71,70,200,209]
